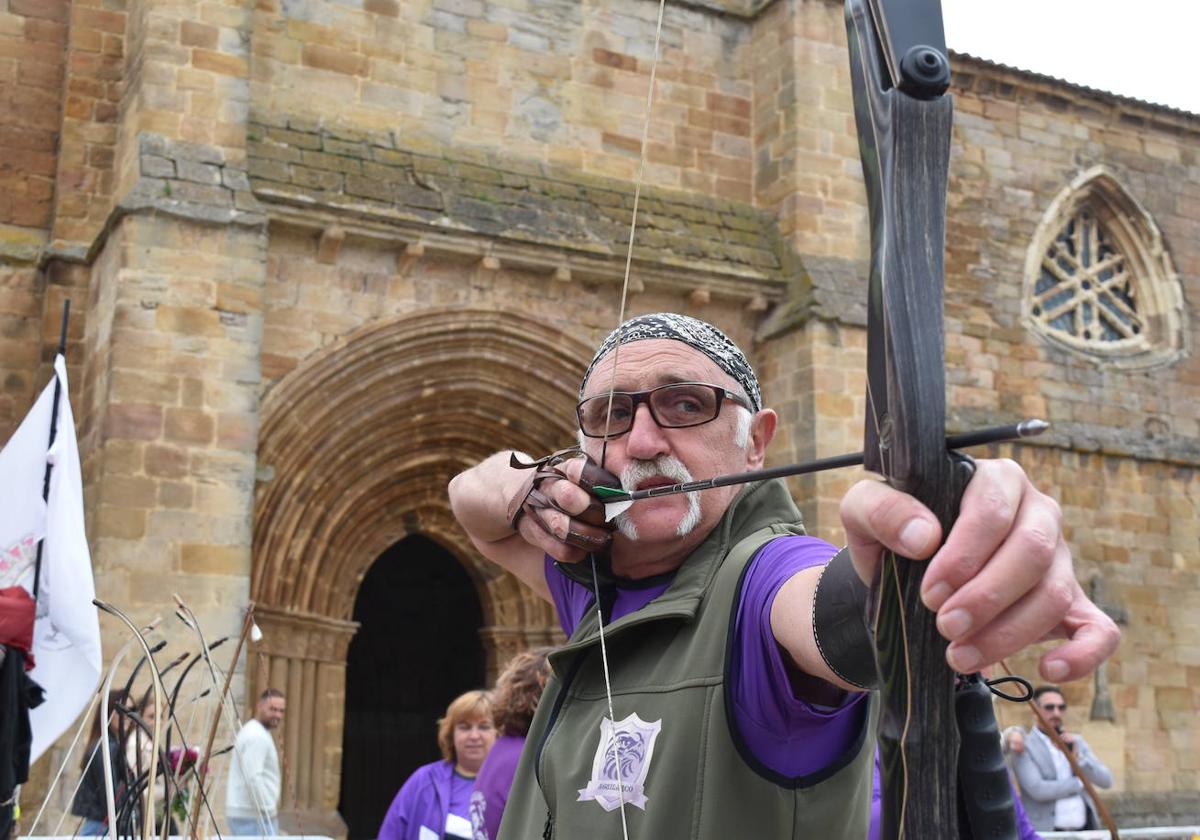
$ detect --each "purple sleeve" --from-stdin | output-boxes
[730,535,869,778]
[1014,785,1043,839]
[545,556,592,636]
[378,764,422,840]
[378,761,450,840]
[470,735,526,840]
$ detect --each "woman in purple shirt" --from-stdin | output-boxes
[378,690,495,840]
[469,648,552,840]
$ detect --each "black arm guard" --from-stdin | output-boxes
[812,547,877,690]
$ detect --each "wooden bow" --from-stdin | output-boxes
[845,0,1018,836]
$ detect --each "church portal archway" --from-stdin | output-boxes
[251,308,587,834]
[337,534,485,839]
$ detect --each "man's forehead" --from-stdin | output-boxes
[582,340,733,394]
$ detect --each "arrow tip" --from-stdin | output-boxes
[1017,418,1051,438]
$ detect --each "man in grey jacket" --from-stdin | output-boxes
[1010,685,1113,832]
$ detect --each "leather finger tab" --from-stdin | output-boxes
[577,457,621,496]
[505,471,538,530]
[564,529,612,551]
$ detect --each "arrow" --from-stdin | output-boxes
[593,419,1049,503]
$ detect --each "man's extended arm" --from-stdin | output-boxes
[1072,736,1113,789]
[1012,749,1084,802]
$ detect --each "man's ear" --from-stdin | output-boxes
[748,409,777,468]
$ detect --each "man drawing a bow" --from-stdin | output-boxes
[448,313,1120,839]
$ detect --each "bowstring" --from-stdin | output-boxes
[591,0,668,835]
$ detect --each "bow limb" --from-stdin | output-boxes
[185,601,257,835]
[844,0,1016,837]
[92,603,169,840]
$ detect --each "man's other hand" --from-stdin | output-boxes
[840,458,1121,682]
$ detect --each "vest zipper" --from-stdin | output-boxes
[533,647,589,820]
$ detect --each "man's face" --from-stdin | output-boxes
[579,340,775,574]
[1035,691,1067,733]
[257,696,286,730]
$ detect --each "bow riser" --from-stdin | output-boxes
[846,0,1016,837]
[856,76,967,840]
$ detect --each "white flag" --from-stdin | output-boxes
[0,354,102,762]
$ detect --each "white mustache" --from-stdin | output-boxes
[616,456,702,539]
[620,455,694,489]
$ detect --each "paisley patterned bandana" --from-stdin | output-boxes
[580,313,762,412]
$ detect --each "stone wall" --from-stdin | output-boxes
[250,0,757,198]
[0,0,67,435]
[3,0,1199,830]
[928,59,1200,803]
[0,0,67,239]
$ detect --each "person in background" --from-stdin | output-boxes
[379,690,496,840]
[225,688,286,836]
[470,649,552,840]
[71,690,129,837]
[1010,685,1113,832]
[124,691,157,779]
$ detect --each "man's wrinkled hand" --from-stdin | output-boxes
[839,458,1120,681]
[509,455,617,565]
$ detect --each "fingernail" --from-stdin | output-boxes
[939,608,972,640]
[948,645,980,672]
[1043,659,1069,681]
[899,519,934,554]
[923,581,951,610]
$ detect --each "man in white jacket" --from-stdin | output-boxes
[226,689,286,836]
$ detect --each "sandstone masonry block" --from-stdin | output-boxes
[105,403,163,441]
[180,543,245,576]
[164,407,215,445]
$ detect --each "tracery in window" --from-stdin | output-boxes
[1023,167,1186,369]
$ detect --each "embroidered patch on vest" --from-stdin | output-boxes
[577,713,663,812]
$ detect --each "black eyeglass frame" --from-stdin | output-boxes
[1039,703,1067,712]
[575,381,752,439]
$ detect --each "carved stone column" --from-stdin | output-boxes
[250,605,359,838]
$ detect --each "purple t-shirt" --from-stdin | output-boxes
[447,771,474,837]
[545,534,866,778]
[469,734,525,840]
[546,537,1042,838]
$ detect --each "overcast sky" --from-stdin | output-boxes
[941,0,1199,115]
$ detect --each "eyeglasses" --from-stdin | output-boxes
[576,382,750,439]
[1040,703,1067,712]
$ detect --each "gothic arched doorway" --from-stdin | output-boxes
[252,308,582,834]
[337,534,485,839]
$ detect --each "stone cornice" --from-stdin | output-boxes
[253,604,360,663]
[246,116,790,308]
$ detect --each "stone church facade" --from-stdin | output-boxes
[2,0,1197,833]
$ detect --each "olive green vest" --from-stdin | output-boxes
[498,479,877,840]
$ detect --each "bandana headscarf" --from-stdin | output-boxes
[580,313,762,412]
